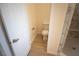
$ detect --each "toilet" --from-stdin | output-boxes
[42,30,48,41]
[42,24,49,41]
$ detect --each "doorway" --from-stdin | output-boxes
[60,4,79,56]
[27,4,52,56]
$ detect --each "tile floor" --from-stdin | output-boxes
[28,34,53,56]
[61,37,79,56]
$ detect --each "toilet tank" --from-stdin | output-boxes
[42,24,49,30]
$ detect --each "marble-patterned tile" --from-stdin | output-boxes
[67,31,79,38]
[28,34,53,56]
[62,36,79,56]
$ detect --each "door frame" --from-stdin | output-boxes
[0,43,6,56]
[0,11,15,56]
[57,4,76,56]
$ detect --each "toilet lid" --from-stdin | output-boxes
[42,30,48,35]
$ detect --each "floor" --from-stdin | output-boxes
[28,34,53,56]
[61,31,79,56]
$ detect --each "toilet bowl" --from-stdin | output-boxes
[42,30,48,41]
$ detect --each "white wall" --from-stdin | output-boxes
[47,4,68,55]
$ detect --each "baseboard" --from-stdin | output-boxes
[37,32,42,35]
[47,49,57,56]
[27,44,31,56]
[31,34,37,43]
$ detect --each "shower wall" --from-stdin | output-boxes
[67,4,79,42]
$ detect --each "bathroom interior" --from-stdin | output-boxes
[27,4,51,56]
[60,4,79,56]
[0,3,79,56]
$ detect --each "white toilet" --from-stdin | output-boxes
[42,24,49,41]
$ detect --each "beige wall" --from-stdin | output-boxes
[27,4,37,42]
[47,4,68,55]
[35,4,51,34]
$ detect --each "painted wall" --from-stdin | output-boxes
[35,4,51,34]
[27,4,37,42]
[47,4,68,55]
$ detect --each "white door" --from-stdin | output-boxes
[0,4,31,56]
[0,20,12,56]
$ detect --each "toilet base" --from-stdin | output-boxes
[43,36,48,41]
